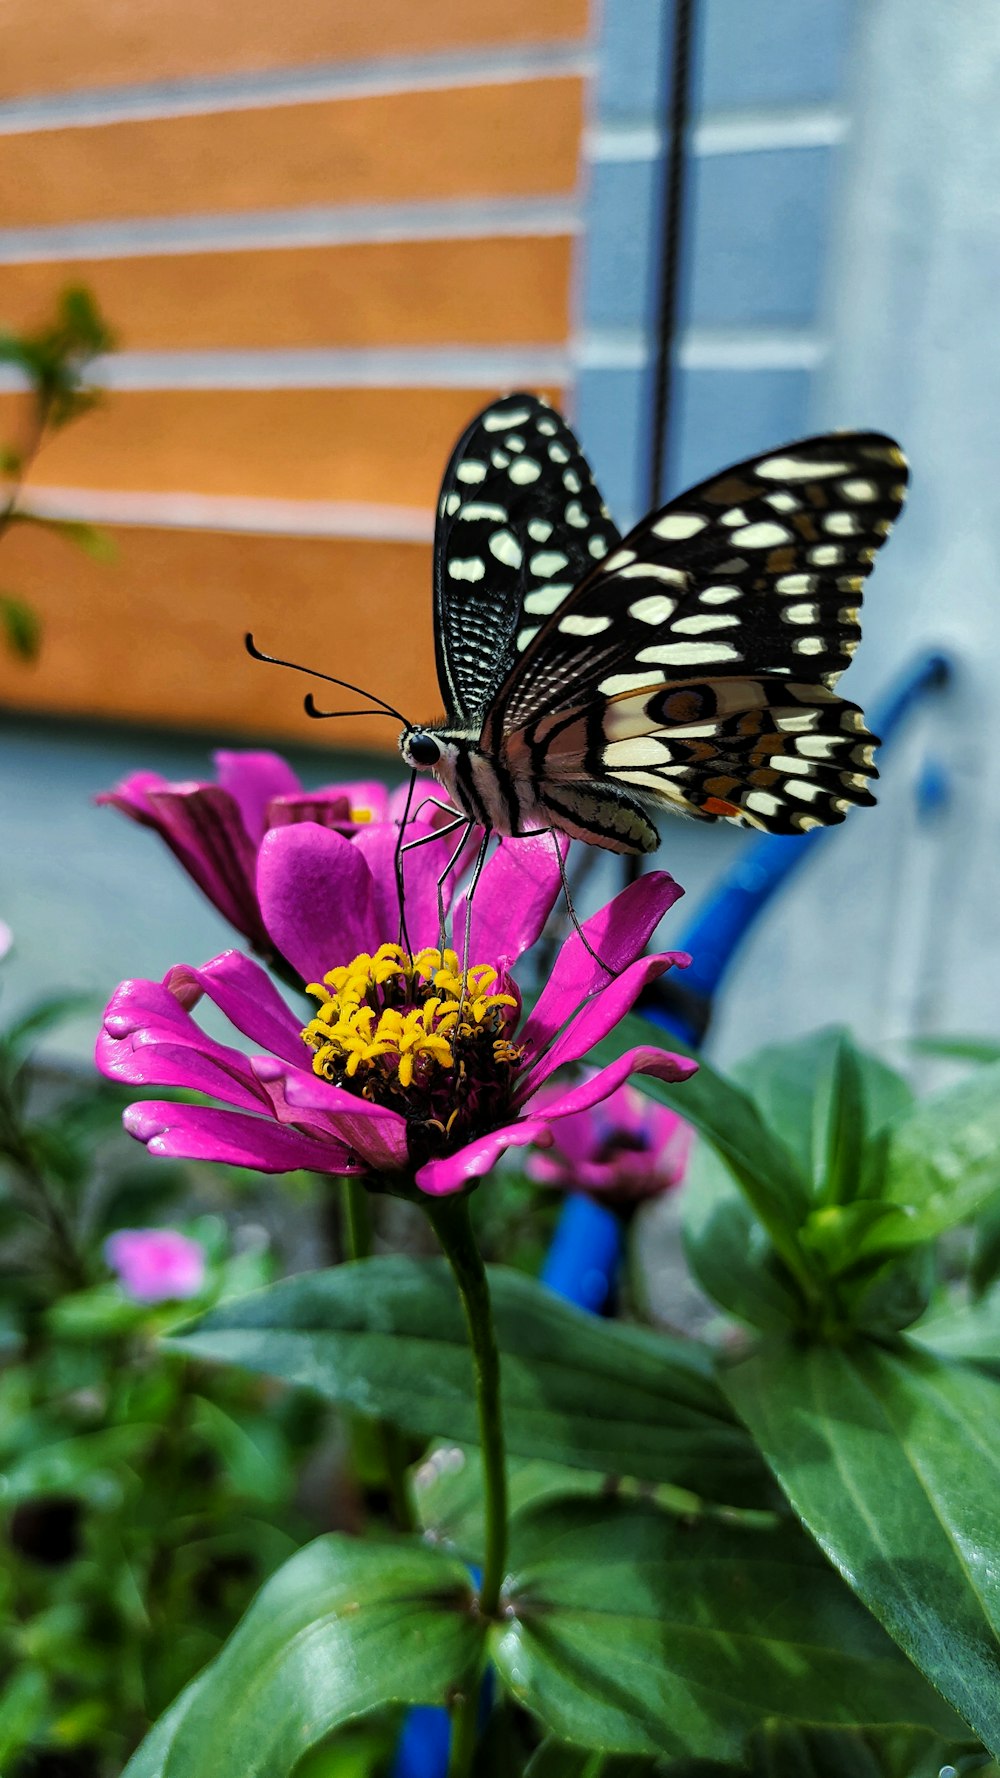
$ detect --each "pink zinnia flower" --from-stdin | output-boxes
[105,1227,206,1304]
[96,748,406,963]
[527,1079,692,1204]
[96,823,694,1198]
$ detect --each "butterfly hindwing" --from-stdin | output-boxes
[433,392,620,725]
[484,432,906,836]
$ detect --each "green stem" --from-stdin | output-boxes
[447,1680,480,1778]
[425,1193,508,1617]
[342,1176,372,1262]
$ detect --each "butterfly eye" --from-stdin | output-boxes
[404,731,442,768]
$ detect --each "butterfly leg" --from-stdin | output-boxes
[458,828,493,1000]
[551,830,616,978]
[397,815,471,951]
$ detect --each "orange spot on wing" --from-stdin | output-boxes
[702,796,739,817]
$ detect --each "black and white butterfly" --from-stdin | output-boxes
[396,392,907,853]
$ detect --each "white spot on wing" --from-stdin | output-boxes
[483,406,532,431]
[528,519,552,542]
[652,513,706,540]
[629,594,676,625]
[797,734,838,758]
[605,548,637,571]
[445,492,460,515]
[536,417,558,436]
[755,455,850,480]
[672,612,740,634]
[489,530,523,568]
[783,602,820,624]
[456,462,486,484]
[599,671,663,695]
[617,562,687,585]
[767,491,800,513]
[776,573,815,593]
[637,641,739,665]
[524,583,573,616]
[589,536,609,559]
[509,458,541,485]
[605,737,674,767]
[838,478,878,500]
[809,545,842,565]
[548,442,570,463]
[559,613,612,636]
[747,790,782,815]
[449,558,485,582]
[459,502,506,522]
[530,551,570,578]
[793,636,825,654]
[565,501,589,528]
[517,625,540,650]
[563,469,582,493]
[824,512,860,535]
[700,585,741,604]
[729,522,791,547]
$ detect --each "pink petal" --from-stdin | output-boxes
[100,777,265,943]
[520,872,685,1058]
[106,1229,206,1303]
[255,1059,410,1173]
[256,824,378,983]
[451,833,566,969]
[519,952,690,1094]
[163,951,306,1067]
[213,750,302,844]
[524,1045,697,1123]
[97,978,267,1112]
[415,1117,553,1197]
[123,1102,356,1174]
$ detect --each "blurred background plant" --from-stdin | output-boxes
[0,286,115,666]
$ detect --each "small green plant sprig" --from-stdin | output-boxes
[0,284,115,663]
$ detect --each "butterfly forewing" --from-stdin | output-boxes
[433,391,620,725]
[485,432,906,836]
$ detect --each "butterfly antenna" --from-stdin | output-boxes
[245,633,408,725]
[552,831,617,977]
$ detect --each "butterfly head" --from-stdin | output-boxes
[398,727,443,771]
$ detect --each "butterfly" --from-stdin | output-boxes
[393,392,908,856]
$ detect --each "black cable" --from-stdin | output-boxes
[647,0,697,511]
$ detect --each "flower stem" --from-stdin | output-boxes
[342,1176,372,1262]
[425,1193,508,1617]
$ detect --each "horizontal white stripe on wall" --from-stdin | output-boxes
[0,196,581,264]
[0,345,572,392]
[27,485,436,540]
[575,328,826,373]
[585,107,848,167]
[0,43,592,134]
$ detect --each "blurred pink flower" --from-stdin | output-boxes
[527,1079,692,1205]
[96,749,408,963]
[105,1227,206,1304]
[0,920,11,962]
[97,822,695,1199]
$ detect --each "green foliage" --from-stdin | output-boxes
[0,282,115,663]
[726,1341,1000,1757]
[492,1495,960,1761]
[120,1537,480,1777]
[168,1255,768,1504]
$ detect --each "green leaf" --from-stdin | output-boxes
[724,1340,1000,1755]
[591,1016,814,1286]
[735,1029,912,1192]
[911,1290,1000,1369]
[0,1667,48,1764]
[169,1257,765,1504]
[911,1035,1000,1066]
[124,1535,478,1778]
[493,1496,960,1760]
[1,1423,154,1503]
[0,593,41,661]
[681,1137,804,1332]
[526,1744,672,1776]
[859,1063,1000,1245]
[744,1723,958,1778]
[7,510,114,559]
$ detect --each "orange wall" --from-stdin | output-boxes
[1,0,588,96]
[0,2,589,746]
[0,236,573,352]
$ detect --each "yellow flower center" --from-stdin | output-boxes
[301,946,521,1141]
